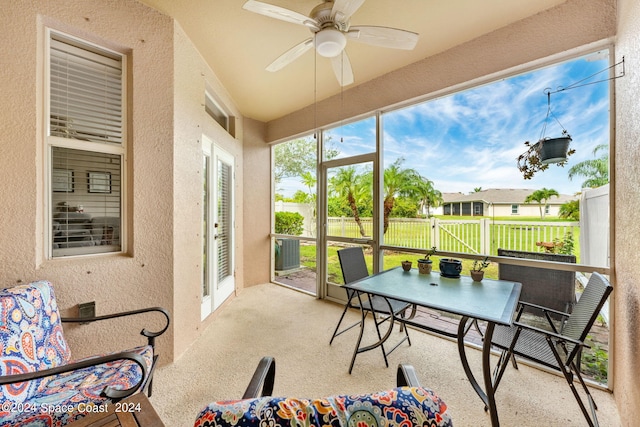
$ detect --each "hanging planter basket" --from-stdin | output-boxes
[536,135,572,164]
[517,131,575,180]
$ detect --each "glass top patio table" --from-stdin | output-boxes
[343,266,522,427]
[344,266,522,326]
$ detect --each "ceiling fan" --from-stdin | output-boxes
[242,0,419,86]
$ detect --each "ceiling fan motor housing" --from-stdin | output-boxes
[311,1,349,57]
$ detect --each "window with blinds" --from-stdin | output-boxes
[47,31,125,258]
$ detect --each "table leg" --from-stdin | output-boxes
[457,316,500,426]
[348,292,368,374]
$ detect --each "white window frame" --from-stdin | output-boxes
[511,204,519,215]
[44,28,127,259]
[204,85,236,137]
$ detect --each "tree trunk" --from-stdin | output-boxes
[383,197,394,234]
[348,193,367,237]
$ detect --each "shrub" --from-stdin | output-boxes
[552,231,574,255]
[275,211,304,236]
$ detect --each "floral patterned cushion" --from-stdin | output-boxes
[194,386,453,427]
[0,281,153,427]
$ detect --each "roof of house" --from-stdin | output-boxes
[442,188,578,205]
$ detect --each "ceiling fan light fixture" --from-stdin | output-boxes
[315,28,347,57]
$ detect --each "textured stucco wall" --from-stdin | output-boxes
[242,119,272,287]
[2,0,176,363]
[613,0,640,424]
[172,23,245,358]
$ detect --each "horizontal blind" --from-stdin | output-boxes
[217,159,232,282]
[50,37,123,145]
[51,147,121,254]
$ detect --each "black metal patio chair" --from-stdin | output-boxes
[329,247,414,372]
[490,272,613,427]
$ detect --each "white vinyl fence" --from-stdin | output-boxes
[327,217,579,255]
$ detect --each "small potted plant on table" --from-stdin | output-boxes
[418,247,437,275]
[470,257,490,282]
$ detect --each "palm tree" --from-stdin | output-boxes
[524,188,559,219]
[300,171,316,203]
[416,178,443,218]
[330,166,368,237]
[383,159,421,233]
[568,144,609,188]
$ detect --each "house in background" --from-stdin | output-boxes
[2,0,640,425]
[440,188,577,217]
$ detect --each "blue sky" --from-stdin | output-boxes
[279,50,611,197]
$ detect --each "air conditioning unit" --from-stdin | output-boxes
[275,239,300,271]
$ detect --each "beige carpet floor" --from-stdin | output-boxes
[151,283,621,427]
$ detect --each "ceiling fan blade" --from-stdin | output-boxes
[346,26,419,50]
[330,52,354,86]
[266,38,314,72]
[243,0,318,29]
[331,0,366,22]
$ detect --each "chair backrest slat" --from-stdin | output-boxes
[338,247,369,284]
[562,272,612,343]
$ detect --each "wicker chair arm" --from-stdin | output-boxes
[517,301,569,318]
[62,307,170,346]
[513,321,587,348]
[0,350,147,400]
[396,364,421,387]
[242,356,276,399]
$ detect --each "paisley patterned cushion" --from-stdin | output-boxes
[0,281,72,374]
[194,386,453,427]
[0,281,154,427]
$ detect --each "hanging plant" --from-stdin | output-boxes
[515,58,626,180]
[517,130,575,179]
[516,85,577,180]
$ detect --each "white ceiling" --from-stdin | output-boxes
[138,0,567,122]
